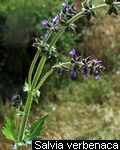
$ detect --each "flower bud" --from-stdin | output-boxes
[71,58,76,63]
[92,11,98,18]
[107,6,114,15]
[58,67,62,75]
[113,6,118,15]
[82,2,89,9]
[86,13,91,21]
[59,19,67,26]
[11,95,22,108]
[104,0,113,4]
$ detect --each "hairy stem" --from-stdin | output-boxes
[28,50,40,87]
[67,2,120,25]
[31,55,47,90]
[35,69,54,92]
[17,92,33,150]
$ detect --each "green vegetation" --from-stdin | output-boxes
[0,0,84,99]
[0,0,120,149]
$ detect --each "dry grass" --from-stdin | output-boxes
[77,10,120,71]
[1,96,120,149]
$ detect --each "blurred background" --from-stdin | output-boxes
[0,0,120,149]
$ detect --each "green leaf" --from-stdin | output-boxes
[2,108,18,141]
[24,114,48,143]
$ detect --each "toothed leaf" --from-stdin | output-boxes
[24,114,48,143]
[2,108,18,141]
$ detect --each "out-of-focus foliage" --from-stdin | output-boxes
[0,0,85,100]
[77,11,120,72]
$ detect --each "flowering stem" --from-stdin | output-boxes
[28,2,120,88]
[43,22,59,44]
[48,3,120,54]
[66,2,120,25]
[90,2,120,11]
[43,30,52,44]
[17,92,33,150]
[28,30,52,87]
[17,56,46,150]
[48,27,65,52]
[31,55,47,90]
[35,69,54,92]
[66,11,84,25]
[28,50,40,87]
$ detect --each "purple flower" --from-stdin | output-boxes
[94,75,100,80]
[84,72,88,77]
[94,71,100,80]
[42,20,48,27]
[44,31,48,37]
[53,14,60,23]
[69,49,76,57]
[62,2,68,8]
[94,59,101,64]
[70,70,76,78]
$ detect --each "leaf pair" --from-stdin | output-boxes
[23,81,40,104]
[107,5,119,15]
[82,0,98,21]
[2,107,48,147]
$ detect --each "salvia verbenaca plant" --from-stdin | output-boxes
[2,0,120,149]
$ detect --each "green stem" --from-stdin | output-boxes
[28,50,40,87]
[42,30,52,44]
[48,4,114,52]
[90,2,120,11]
[42,22,59,44]
[35,69,54,92]
[66,2,120,25]
[115,2,120,5]
[28,30,53,88]
[35,61,73,92]
[31,55,47,90]
[15,108,19,133]
[17,92,33,150]
[48,27,65,52]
